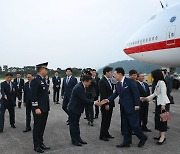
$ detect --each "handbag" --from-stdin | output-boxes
[160,111,172,122]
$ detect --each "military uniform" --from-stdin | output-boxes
[31,63,50,152]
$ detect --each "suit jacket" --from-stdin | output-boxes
[1,81,17,103]
[137,81,150,104]
[108,77,140,114]
[24,81,31,104]
[31,75,50,112]
[61,76,77,99]
[99,76,115,107]
[52,76,61,89]
[68,82,94,115]
[147,80,170,106]
[13,78,24,92]
[92,77,100,97]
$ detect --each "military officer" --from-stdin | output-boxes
[31,62,50,153]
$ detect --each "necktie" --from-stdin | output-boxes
[9,82,12,92]
[108,79,112,89]
[141,82,146,92]
[119,82,122,94]
[66,77,70,84]
[29,82,31,89]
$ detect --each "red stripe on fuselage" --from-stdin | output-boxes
[124,38,180,55]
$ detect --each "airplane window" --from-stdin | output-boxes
[138,40,139,44]
[143,39,145,43]
[155,36,158,40]
[149,37,151,41]
[140,40,142,44]
[152,37,154,41]
[146,38,148,42]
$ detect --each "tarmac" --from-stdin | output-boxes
[0,85,180,154]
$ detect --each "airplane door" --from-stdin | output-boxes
[166,25,176,45]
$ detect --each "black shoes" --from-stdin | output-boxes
[0,129,3,133]
[142,127,152,132]
[106,135,114,139]
[23,128,31,133]
[78,139,87,144]
[138,137,148,148]
[34,147,44,153]
[116,143,130,148]
[72,141,82,146]
[156,138,166,145]
[153,136,161,140]
[11,125,16,128]
[99,137,109,141]
[41,144,50,150]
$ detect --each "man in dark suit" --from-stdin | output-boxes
[61,68,77,125]
[104,67,147,148]
[14,72,24,108]
[0,73,17,133]
[52,71,61,104]
[99,67,115,141]
[23,73,34,133]
[91,69,100,119]
[31,62,50,153]
[137,73,151,132]
[68,75,106,146]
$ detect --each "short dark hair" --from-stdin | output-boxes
[54,71,59,73]
[27,73,33,76]
[129,69,138,76]
[92,69,96,72]
[6,72,13,77]
[17,72,21,75]
[115,67,125,76]
[81,75,92,82]
[137,72,143,77]
[103,67,113,75]
[66,68,72,72]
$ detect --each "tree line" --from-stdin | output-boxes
[0,65,82,78]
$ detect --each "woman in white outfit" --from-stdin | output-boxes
[141,69,170,145]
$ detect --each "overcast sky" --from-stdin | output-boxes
[0,0,179,69]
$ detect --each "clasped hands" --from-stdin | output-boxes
[94,99,109,108]
[140,97,149,103]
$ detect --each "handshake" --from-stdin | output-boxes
[94,99,109,107]
[140,97,149,102]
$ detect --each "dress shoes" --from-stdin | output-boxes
[138,137,148,148]
[153,136,161,140]
[11,125,16,128]
[99,137,109,141]
[78,139,87,144]
[41,144,50,150]
[0,129,4,133]
[34,147,44,153]
[156,138,166,145]
[23,128,31,133]
[106,135,114,139]
[142,128,152,132]
[116,143,130,148]
[72,141,82,146]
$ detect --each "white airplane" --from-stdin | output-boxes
[123,1,180,72]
